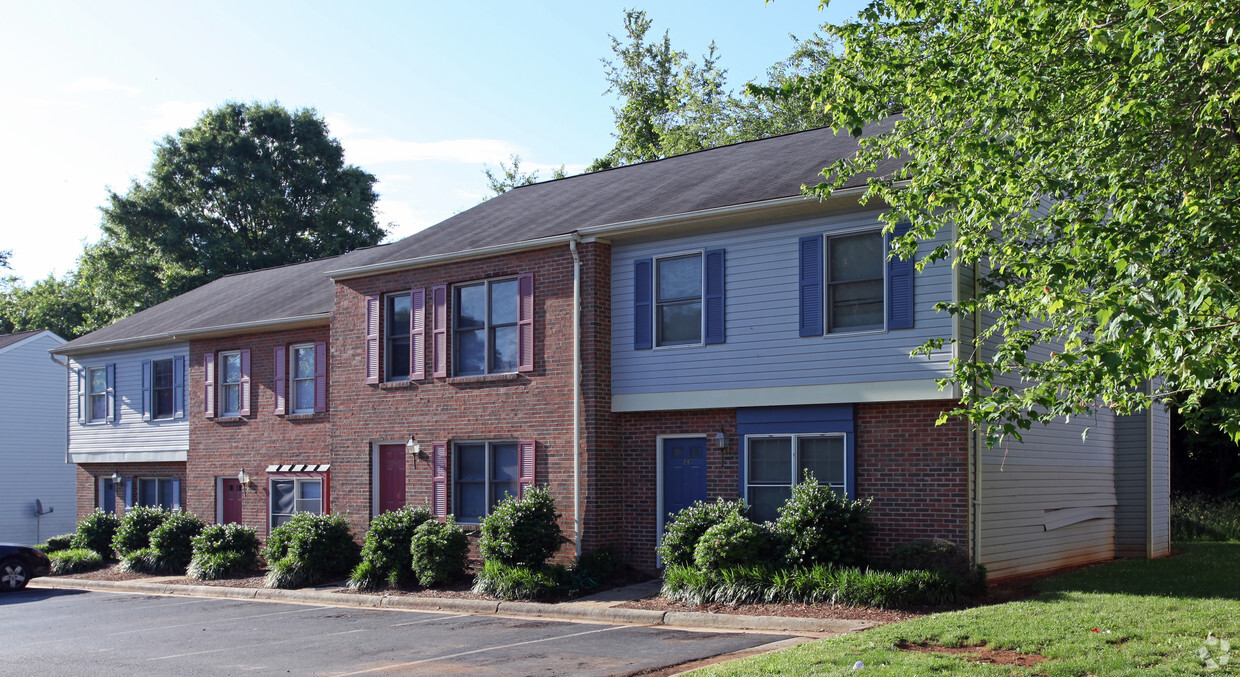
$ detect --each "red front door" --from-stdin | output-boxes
[378,444,407,514]
[221,478,243,524]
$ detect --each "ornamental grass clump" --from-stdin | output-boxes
[72,509,121,558]
[410,517,469,587]
[773,472,871,567]
[348,506,433,591]
[112,506,170,557]
[656,498,748,568]
[188,524,261,581]
[48,548,105,575]
[472,560,566,601]
[263,512,359,589]
[660,562,967,608]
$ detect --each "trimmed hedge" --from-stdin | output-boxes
[263,512,359,589]
[694,516,774,572]
[661,563,969,608]
[148,511,206,573]
[478,485,563,568]
[348,506,433,591]
[773,473,871,567]
[72,509,120,558]
[188,524,261,581]
[36,534,75,554]
[112,506,170,556]
[410,517,469,587]
[48,548,104,575]
[657,498,747,568]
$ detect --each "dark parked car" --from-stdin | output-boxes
[0,544,51,591]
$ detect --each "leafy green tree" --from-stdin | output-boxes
[482,155,566,197]
[0,274,92,339]
[788,0,1240,441]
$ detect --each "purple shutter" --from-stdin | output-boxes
[203,353,215,418]
[432,441,448,520]
[799,235,824,336]
[633,259,653,349]
[517,273,534,372]
[364,294,380,384]
[105,363,116,422]
[273,346,287,415]
[76,369,86,423]
[704,249,726,344]
[314,341,328,413]
[432,285,448,378]
[238,349,251,416]
[141,360,152,421]
[887,221,915,329]
[517,439,535,498]
[410,289,426,380]
[173,355,185,419]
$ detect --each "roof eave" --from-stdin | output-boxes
[52,313,330,356]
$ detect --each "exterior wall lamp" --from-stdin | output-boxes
[407,436,423,467]
[237,469,251,488]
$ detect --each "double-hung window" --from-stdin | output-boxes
[454,279,519,376]
[290,344,315,413]
[270,478,323,527]
[453,442,519,523]
[385,293,411,381]
[151,358,175,419]
[219,351,242,416]
[655,253,703,346]
[746,434,846,522]
[136,477,177,509]
[826,231,884,332]
[87,366,107,422]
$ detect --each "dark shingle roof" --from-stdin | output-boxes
[58,124,893,352]
[0,329,49,351]
[333,123,896,272]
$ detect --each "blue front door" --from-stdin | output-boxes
[663,438,708,526]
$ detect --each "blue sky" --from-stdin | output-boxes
[0,0,867,284]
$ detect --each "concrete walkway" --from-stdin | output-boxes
[29,576,873,638]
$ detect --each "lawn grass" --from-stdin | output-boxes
[1173,494,1240,542]
[695,543,1239,676]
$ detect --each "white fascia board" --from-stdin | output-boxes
[0,330,67,358]
[612,379,958,412]
[69,450,188,464]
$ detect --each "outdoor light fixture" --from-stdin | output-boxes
[237,469,251,486]
[110,472,121,484]
[713,431,729,450]
[407,436,423,467]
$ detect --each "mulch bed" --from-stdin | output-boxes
[896,640,1048,666]
[54,563,153,582]
[617,597,925,624]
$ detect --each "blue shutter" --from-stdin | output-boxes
[633,258,653,350]
[173,355,185,419]
[76,369,86,424]
[887,221,915,329]
[798,236,824,336]
[141,360,152,421]
[105,363,117,423]
[703,249,726,344]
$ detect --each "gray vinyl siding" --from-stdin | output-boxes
[0,332,75,544]
[1113,410,1148,558]
[1149,398,1170,556]
[68,344,189,463]
[611,209,955,401]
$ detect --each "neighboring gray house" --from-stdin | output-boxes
[0,330,74,544]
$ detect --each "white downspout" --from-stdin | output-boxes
[569,234,583,558]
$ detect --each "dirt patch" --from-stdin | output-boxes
[619,597,923,624]
[896,640,1047,666]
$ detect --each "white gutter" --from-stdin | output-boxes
[52,313,329,356]
[569,234,583,558]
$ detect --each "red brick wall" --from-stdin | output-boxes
[76,462,187,517]
[855,400,969,557]
[188,326,331,537]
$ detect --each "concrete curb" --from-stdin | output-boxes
[29,578,871,636]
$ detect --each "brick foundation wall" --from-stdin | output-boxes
[188,326,331,538]
[76,462,187,517]
[855,400,969,558]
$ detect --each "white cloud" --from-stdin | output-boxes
[375,199,433,240]
[143,100,208,135]
[59,77,141,97]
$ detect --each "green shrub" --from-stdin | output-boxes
[472,560,566,601]
[118,547,166,574]
[72,509,121,558]
[348,506,433,591]
[147,511,206,573]
[263,512,359,589]
[657,498,748,568]
[661,563,967,608]
[888,538,987,596]
[112,506,170,556]
[410,517,469,587]
[693,515,774,572]
[188,524,261,580]
[1172,493,1240,542]
[478,485,563,568]
[48,548,104,575]
[564,548,625,594]
[773,473,871,567]
[37,534,75,554]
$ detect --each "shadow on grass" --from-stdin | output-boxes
[1034,542,1240,600]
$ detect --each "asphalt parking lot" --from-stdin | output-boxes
[2,588,794,676]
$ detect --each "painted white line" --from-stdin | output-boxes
[149,628,369,661]
[337,624,627,675]
[45,605,331,645]
[389,614,467,628]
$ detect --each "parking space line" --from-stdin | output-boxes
[337,624,627,675]
[42,604,332,645]
[149,628,370,661]
[389,614,467,628]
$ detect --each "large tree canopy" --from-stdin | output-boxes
[789,0,1240,442]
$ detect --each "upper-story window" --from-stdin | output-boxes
[219,351,242,416]
[655,253,703,346]
[87,366,108,422]
[290,344,315,413]
[826,231,884,332]
[454,278,519,376]
[385,293,411,381]
[151,359,175,420]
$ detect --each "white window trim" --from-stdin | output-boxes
[452,440,520,524]
[654,434,708,566]
[384,290,413,383]
[134,477,178,510]
[822,227,888,337]
[218,350,242,417]
[370,440,406,518]
[652,249,706,350]
[86,365,107,424]
[743,433,849,520]
[289,342,316,414]
[269,476,324,528]
[150,357,176,420]
[452,277,520,377]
